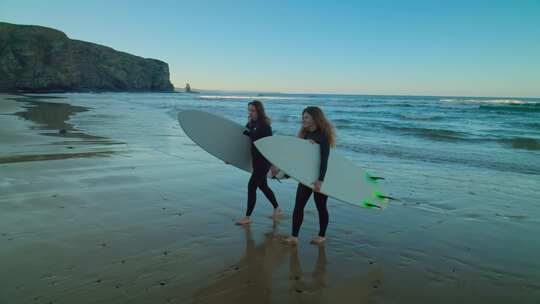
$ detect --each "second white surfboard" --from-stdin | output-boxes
[255,135,389,209]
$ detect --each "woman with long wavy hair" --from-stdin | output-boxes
[236,100,282,225]
[285,106,335,245]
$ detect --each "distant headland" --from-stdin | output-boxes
[0,22,174,93]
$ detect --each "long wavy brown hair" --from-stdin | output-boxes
[248,100,271,125]
[297,106,336,147]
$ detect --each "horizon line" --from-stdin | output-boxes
[173,87,540,99]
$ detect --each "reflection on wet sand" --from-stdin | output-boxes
[288,244,326,295]
[192,218,389,304]
[1,95,123,163]
[10,95,103,140]
[0,151,116,164]
[193,222,289,303]
[287,241,382,304]
[193,221,334,304]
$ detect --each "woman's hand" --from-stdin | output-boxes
[312,180,322,192]
[270,165,279,177]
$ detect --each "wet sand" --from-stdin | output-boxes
[0,95,123,164]
[1,94,539,304]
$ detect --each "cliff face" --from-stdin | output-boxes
[0,22,174,92]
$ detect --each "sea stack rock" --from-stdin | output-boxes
[0,22,174,92]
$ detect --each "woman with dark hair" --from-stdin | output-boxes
[236,100,282,225]
[285,106,336,245]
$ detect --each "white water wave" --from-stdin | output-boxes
[440,98,537,105]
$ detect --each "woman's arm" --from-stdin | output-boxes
[318,133,330,182]
[261,124,272,138]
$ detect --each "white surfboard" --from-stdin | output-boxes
[255,135,390,209]
[178,110,285,179]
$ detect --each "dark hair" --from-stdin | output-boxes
[298,106,336,147]
[248,100,271,125]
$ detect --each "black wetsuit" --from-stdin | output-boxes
[292,129,330,237]
[243,119,279,216]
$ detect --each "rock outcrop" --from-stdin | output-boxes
[0,22,174,92]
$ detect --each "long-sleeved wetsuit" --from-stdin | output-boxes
[292,129,330,237]
[243,119,279,216]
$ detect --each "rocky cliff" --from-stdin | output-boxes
[0,22,174,92]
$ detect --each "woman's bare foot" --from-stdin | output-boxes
[269,207,283,219]
[310,236,326,245]
[235,216,252,225]
[283,236,298,245]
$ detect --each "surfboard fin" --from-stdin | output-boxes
[372,190,398,201]
[377,194,398,201]
[365,172,385,183]
[362,200,382,209]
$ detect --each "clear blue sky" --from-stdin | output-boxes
[1,0,539,97]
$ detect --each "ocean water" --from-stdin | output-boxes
[191,93,540,175]
[4,91,540,302]
[8,92,540,175]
